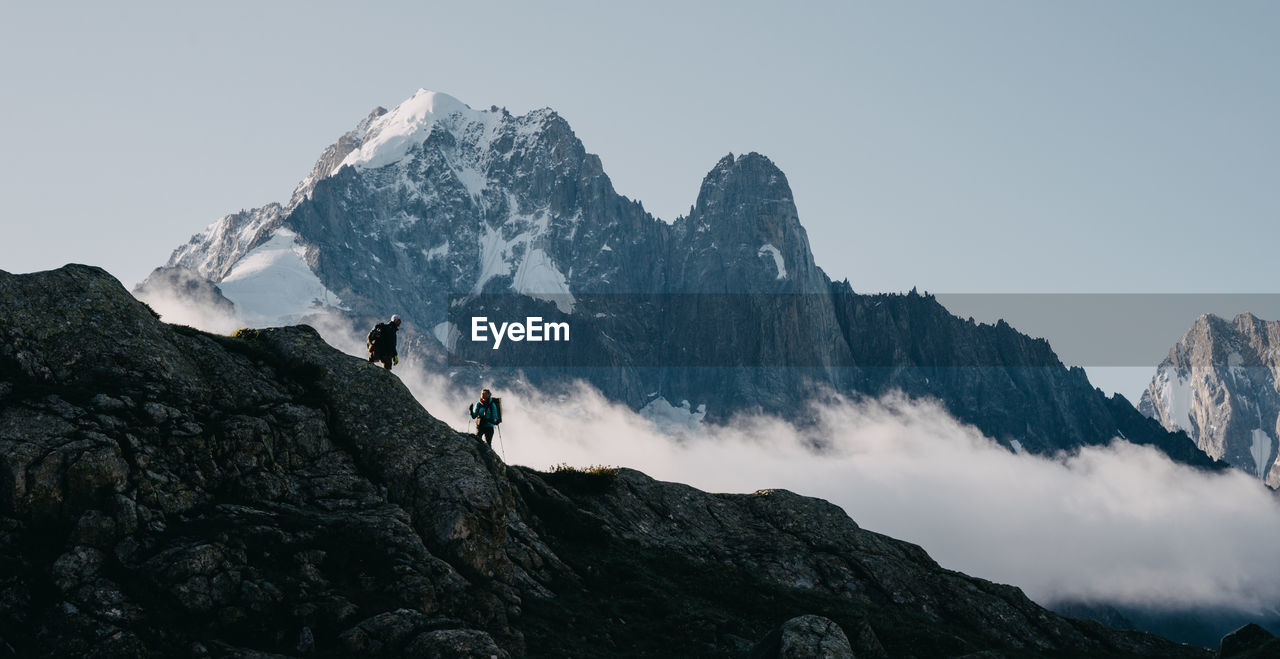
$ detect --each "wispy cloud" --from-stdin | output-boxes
[394,364,1280,612]
[134,284,243,335]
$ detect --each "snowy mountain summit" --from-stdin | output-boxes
[338,90,492,172]
[161,89,620,326]
[148,87,862,425]
[154,89,822,334]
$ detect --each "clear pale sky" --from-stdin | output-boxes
[2,2,1278,386]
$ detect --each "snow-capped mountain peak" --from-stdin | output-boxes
[336,89,499,173]
[156,89,642,328]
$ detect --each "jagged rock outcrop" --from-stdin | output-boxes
[0,265,1213,657]
[1140,313,1280,485]
[748,615,858,659]
[1216,623,1280,658]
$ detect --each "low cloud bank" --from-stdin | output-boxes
[395,359,1280,612]
[145,291,1280,613]
[136,284,243,335]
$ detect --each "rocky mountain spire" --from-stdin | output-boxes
[1139,312,1280,485]
[670,152,824,293]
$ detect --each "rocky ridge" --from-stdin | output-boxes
[1,265,1211,657]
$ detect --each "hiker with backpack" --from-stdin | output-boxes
[469,388,502,447]
[367,315,402,370]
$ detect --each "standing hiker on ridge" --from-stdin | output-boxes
[367,315,402,370]
[469,388,502,447]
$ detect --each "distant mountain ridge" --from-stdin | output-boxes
[1140,312,1280,486]
[144,89,1213,468]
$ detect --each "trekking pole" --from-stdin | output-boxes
[497,425,507,462]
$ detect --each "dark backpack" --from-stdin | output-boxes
[367,323,386,349]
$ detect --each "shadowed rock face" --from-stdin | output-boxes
[0,265,1210,657]
[1217,623,1280,658]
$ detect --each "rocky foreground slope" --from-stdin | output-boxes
[0,265,1212,657]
